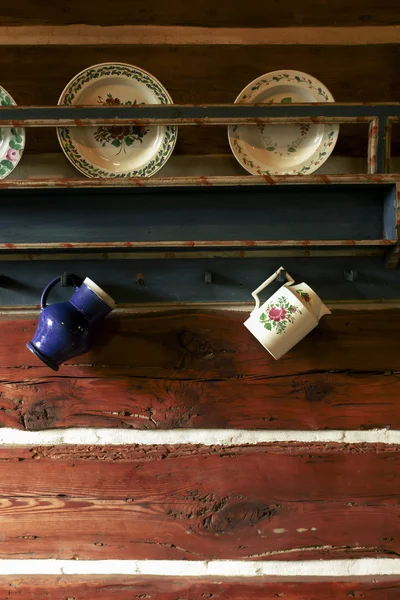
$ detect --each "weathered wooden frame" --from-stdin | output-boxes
[0,103,399,307]
[0,102,398,174]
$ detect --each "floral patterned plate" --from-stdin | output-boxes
[0,85,25,179]
[57,63,177,178]
[228,70,339,176]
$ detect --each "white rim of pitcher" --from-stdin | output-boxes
[83,278,116,309]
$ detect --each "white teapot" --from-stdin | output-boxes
[244,266,331,360]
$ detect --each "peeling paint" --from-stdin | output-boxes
[273,529,287,534]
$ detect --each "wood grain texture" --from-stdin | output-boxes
[0,577,399,599]
[1,311,400,430]
[1,0,399,27]
[0,45,397,157]
[1,371,400,431]
[0,443,397,560]
[2,25,400,46]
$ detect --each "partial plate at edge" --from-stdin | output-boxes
[57,62,177,178]
[228,70,339,176]
[0,85,25,180]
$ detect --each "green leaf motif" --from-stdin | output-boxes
[259,313,266,322]
[280,97,292,104]
[1,159,14,170]
[111,139,121,148]
[266,146,275,152]
[288,147,296,153]
[264,322,272,331]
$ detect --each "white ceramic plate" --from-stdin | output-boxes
[228,70,339,176]
[57,62,177,178]
[0,85,25,180]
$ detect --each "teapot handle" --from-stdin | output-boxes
[251,266,294,312]
[41,273,83,310]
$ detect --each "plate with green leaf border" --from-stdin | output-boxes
[57,62,177,179]
[0,85,25,180]
[228,70,339,176]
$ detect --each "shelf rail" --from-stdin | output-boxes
[0,102,398,173]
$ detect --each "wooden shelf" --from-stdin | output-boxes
[0,105,398,305]
[0,101,394,173]
[1,174,400,190]
[0,180,397,256]
[1,102,400,126]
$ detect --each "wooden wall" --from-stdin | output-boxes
[0,309,399,596]
[1,0,400,597]
[1,1,400,160]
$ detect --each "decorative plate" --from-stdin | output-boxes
[57,63,177,178]
[0,85,25,180]
[228,70,339,176]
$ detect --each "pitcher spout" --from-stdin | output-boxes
[292,283,331,322]
[318,303,331,320]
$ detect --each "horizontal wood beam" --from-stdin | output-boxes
[0,370,400,431]
[2,308,400,378]
[0,577,399,600]
[0,249,384,260]
[1,174,399,189]
[0,443,397,560]
[0,103,398,127]
[1,25,400,46]
[0,240,395,251]
[2,300,400,313]
[1,0,399,29]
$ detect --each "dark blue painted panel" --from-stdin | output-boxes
[383,185,397,240]
[1,257,400,305]
[0,185,392,244]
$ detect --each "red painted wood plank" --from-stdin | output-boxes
[0,577,399,600]
[4,311,400,375]
[0,495,398,560]
[0,444,397,560]
[0,371,399,431]
[1,311,400,430]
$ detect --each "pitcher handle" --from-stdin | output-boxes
[251,267,295,312]
[41,273,83,310]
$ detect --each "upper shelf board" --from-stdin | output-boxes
[1,103,400,127]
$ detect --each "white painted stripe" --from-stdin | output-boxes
[0,427,398,446]
[1,24,400,45]
[0,558,398,577]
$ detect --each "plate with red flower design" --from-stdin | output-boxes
[0,85,25,180]
[228,70,339,176]
[57,63,177,178]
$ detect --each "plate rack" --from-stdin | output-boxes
[0,102,399,306]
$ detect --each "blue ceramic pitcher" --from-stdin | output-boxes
[27,274,116,371]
